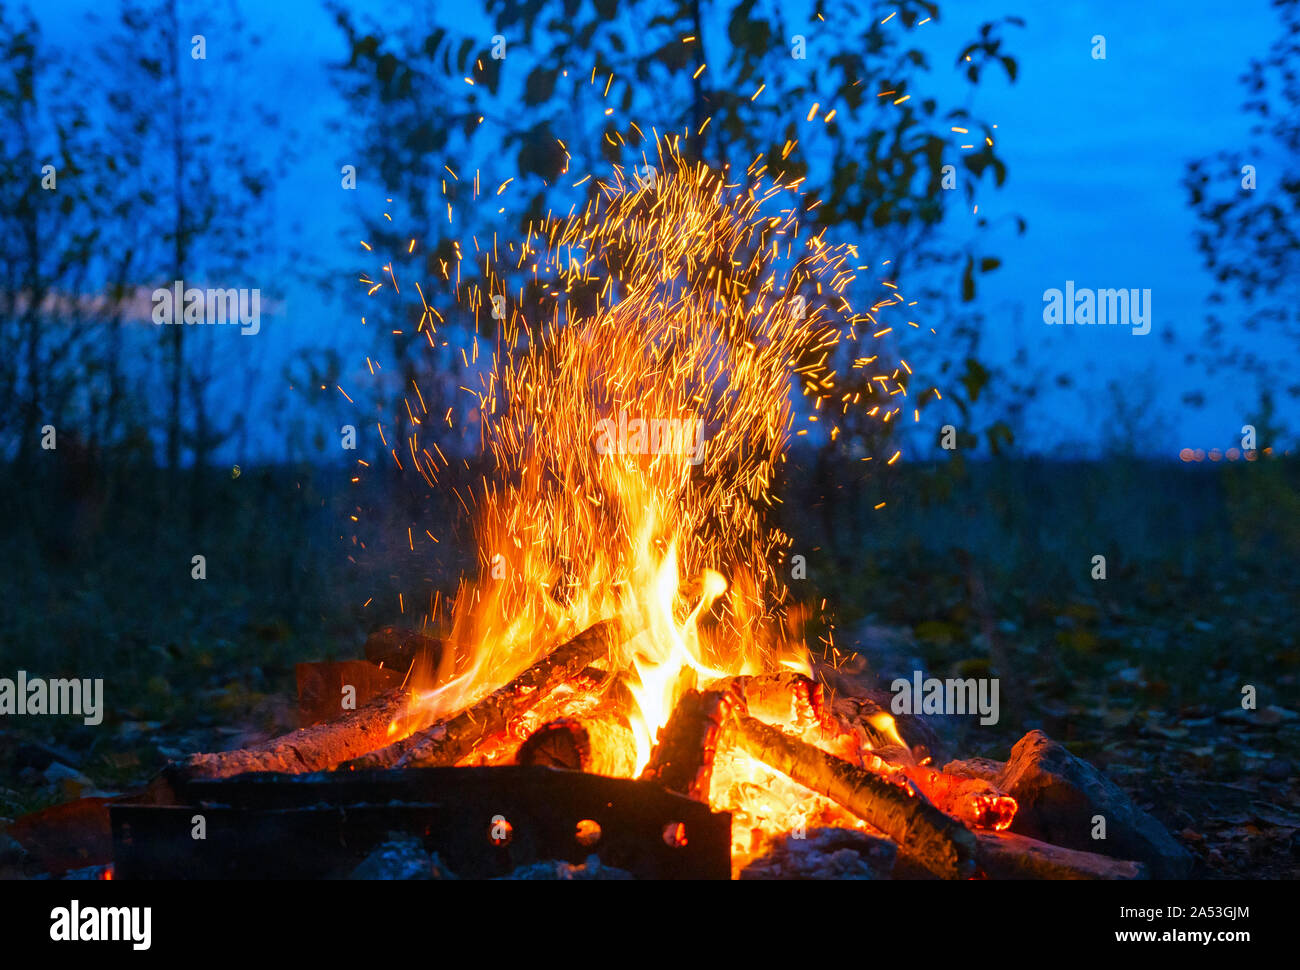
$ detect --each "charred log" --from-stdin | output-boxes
[515,718,592,771]
[641,689,736,801]
[515,699,637,777]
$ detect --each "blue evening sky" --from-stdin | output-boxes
[34,0,1295,460]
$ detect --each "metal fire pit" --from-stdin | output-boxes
[110,765,731,879]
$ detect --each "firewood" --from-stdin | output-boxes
[515,701,637,777]
[863,752,1018,832]
[181,687,413,780]
[641,689,736,801]
[516,717,592,771]
[345,621,619,771]
[340,723,428,771]
[974,830,1148,880]
[464,662,620,769]
[706,671,824,727]
[390,620,620,769]
[724,712,977,879]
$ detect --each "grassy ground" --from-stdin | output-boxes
[791,455,1300,878]
[1,455,1296,876]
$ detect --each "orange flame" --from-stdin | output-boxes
[375,136,918,858]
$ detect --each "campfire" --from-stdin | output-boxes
[109,140,1182,880]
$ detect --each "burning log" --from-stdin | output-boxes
[707,671,824,727]
[388,620,619,769]
[863,752,1018,832]
[641,689,736,801]
[515,696,637,777]
[181,687,413,780]
[516,718,591,771]
[724,712,977,879]
[974,831,1147,880]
